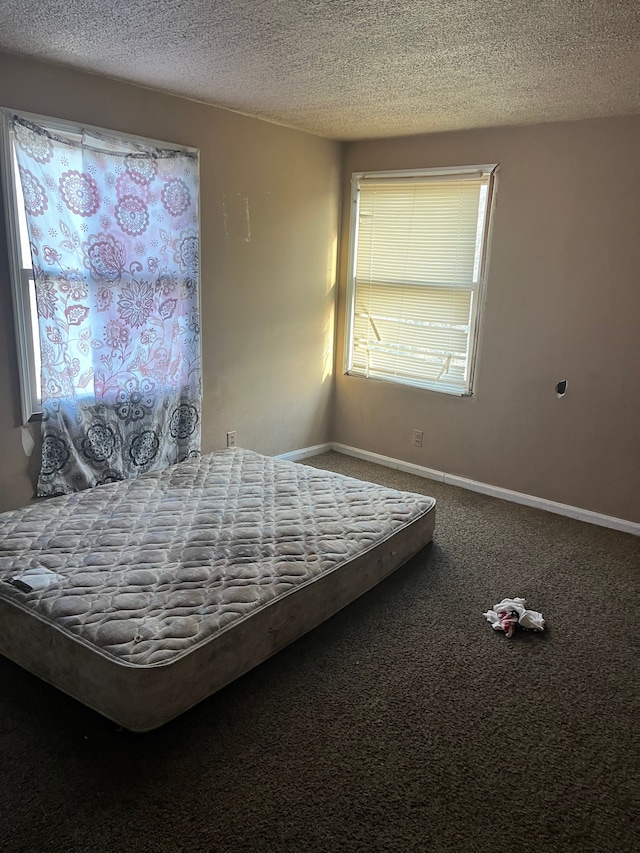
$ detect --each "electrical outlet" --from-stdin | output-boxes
[226,430,236,447]
[413,429,423,448]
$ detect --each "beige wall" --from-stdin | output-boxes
[0,53,341,512]
[1,53,638,525]
[336,117,640,523]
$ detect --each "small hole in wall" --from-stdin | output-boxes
[556,380,567,397]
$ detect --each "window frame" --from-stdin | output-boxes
[344,164,498,397]
[0,107,200,424]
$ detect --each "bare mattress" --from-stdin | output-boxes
[0,448,435,731]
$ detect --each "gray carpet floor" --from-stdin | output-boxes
[0,450,637,853]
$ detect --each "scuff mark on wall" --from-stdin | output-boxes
[223,192,251,242]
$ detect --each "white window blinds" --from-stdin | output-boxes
[346,167,496,395]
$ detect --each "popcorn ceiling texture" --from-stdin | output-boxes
[0,0,638,138]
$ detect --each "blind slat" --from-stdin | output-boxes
[356,178,484,288]
[352,282,473,390]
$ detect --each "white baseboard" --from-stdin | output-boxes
[275,442,333,462]
[331,442,446,484]
[330,443,640,536]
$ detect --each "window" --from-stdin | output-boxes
[2,110,201,495]
[344,165,497,396]
[1,110,199,424]
[1,118,42,421]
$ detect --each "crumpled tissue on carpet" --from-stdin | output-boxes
[483,597,545,638]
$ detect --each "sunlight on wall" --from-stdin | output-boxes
[326,234,338,296]
[323,235,338,382]
[323,301,335,383]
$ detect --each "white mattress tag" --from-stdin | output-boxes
[11,567,64,591]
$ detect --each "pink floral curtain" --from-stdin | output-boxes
[13,116,201,496]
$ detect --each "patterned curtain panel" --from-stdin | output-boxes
[13,117,201,496]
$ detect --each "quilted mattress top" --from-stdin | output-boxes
[0,449,435,667]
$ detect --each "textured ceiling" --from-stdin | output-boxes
[1,0,639,139]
